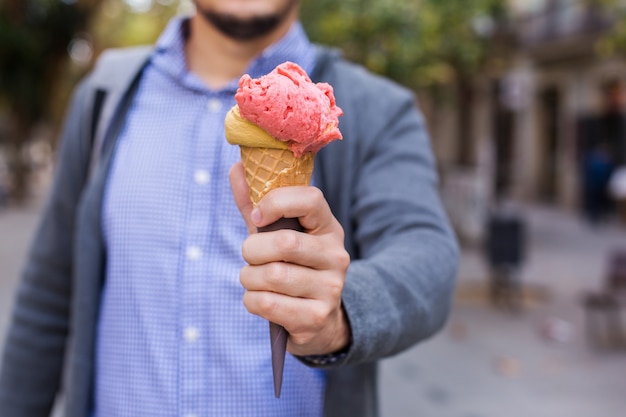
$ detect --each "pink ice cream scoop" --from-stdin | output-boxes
[235,61,343,157]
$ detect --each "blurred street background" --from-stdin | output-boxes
[2,0,626,416]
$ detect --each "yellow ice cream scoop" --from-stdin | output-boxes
[224,106,288,150]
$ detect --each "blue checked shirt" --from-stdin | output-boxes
[95,17,325,417]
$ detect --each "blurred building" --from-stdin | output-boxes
[436,0,626,242]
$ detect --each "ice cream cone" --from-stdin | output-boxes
[225,61,343,399]
[226,105,316,397]
[239,146,314,205]
[239,146,313,398]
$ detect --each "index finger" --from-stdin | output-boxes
[253,186,338,235]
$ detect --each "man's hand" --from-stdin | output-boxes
[229,162,351,356]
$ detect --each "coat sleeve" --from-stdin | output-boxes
[312,63,459,368]
[0,79,93,416]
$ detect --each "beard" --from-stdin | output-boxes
[196,0,298,41]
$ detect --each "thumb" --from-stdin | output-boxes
[229,162,256,234]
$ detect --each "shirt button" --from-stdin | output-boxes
[207,98,222,112]
[186,246,202,261]
[194,169,210,185]
[183,326,199,343]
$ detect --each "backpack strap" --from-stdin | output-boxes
[89,88,108,149]
[86,45,153,180]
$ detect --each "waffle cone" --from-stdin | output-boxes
[239,146,314,205]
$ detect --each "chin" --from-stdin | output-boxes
[195,0,297,41]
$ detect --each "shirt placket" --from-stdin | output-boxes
[179,92,224,417]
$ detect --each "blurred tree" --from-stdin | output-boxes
[415,0,509,165]
[0,0,180,203]
[90,0,182,54]
[0,0,103,202]
[301,0,509,165]
[594,0,626,56]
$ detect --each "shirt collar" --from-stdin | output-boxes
[151,16,317,93]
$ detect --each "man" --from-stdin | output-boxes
[0,1,458,416]
[581,80,626,223]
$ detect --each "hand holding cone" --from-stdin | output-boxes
[225,62,342,398]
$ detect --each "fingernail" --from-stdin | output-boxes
[251,207,261,225]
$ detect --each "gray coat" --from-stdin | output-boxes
[0,45,459,417]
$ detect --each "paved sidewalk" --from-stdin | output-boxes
[1,191,626,416]
[379,206,626,417]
